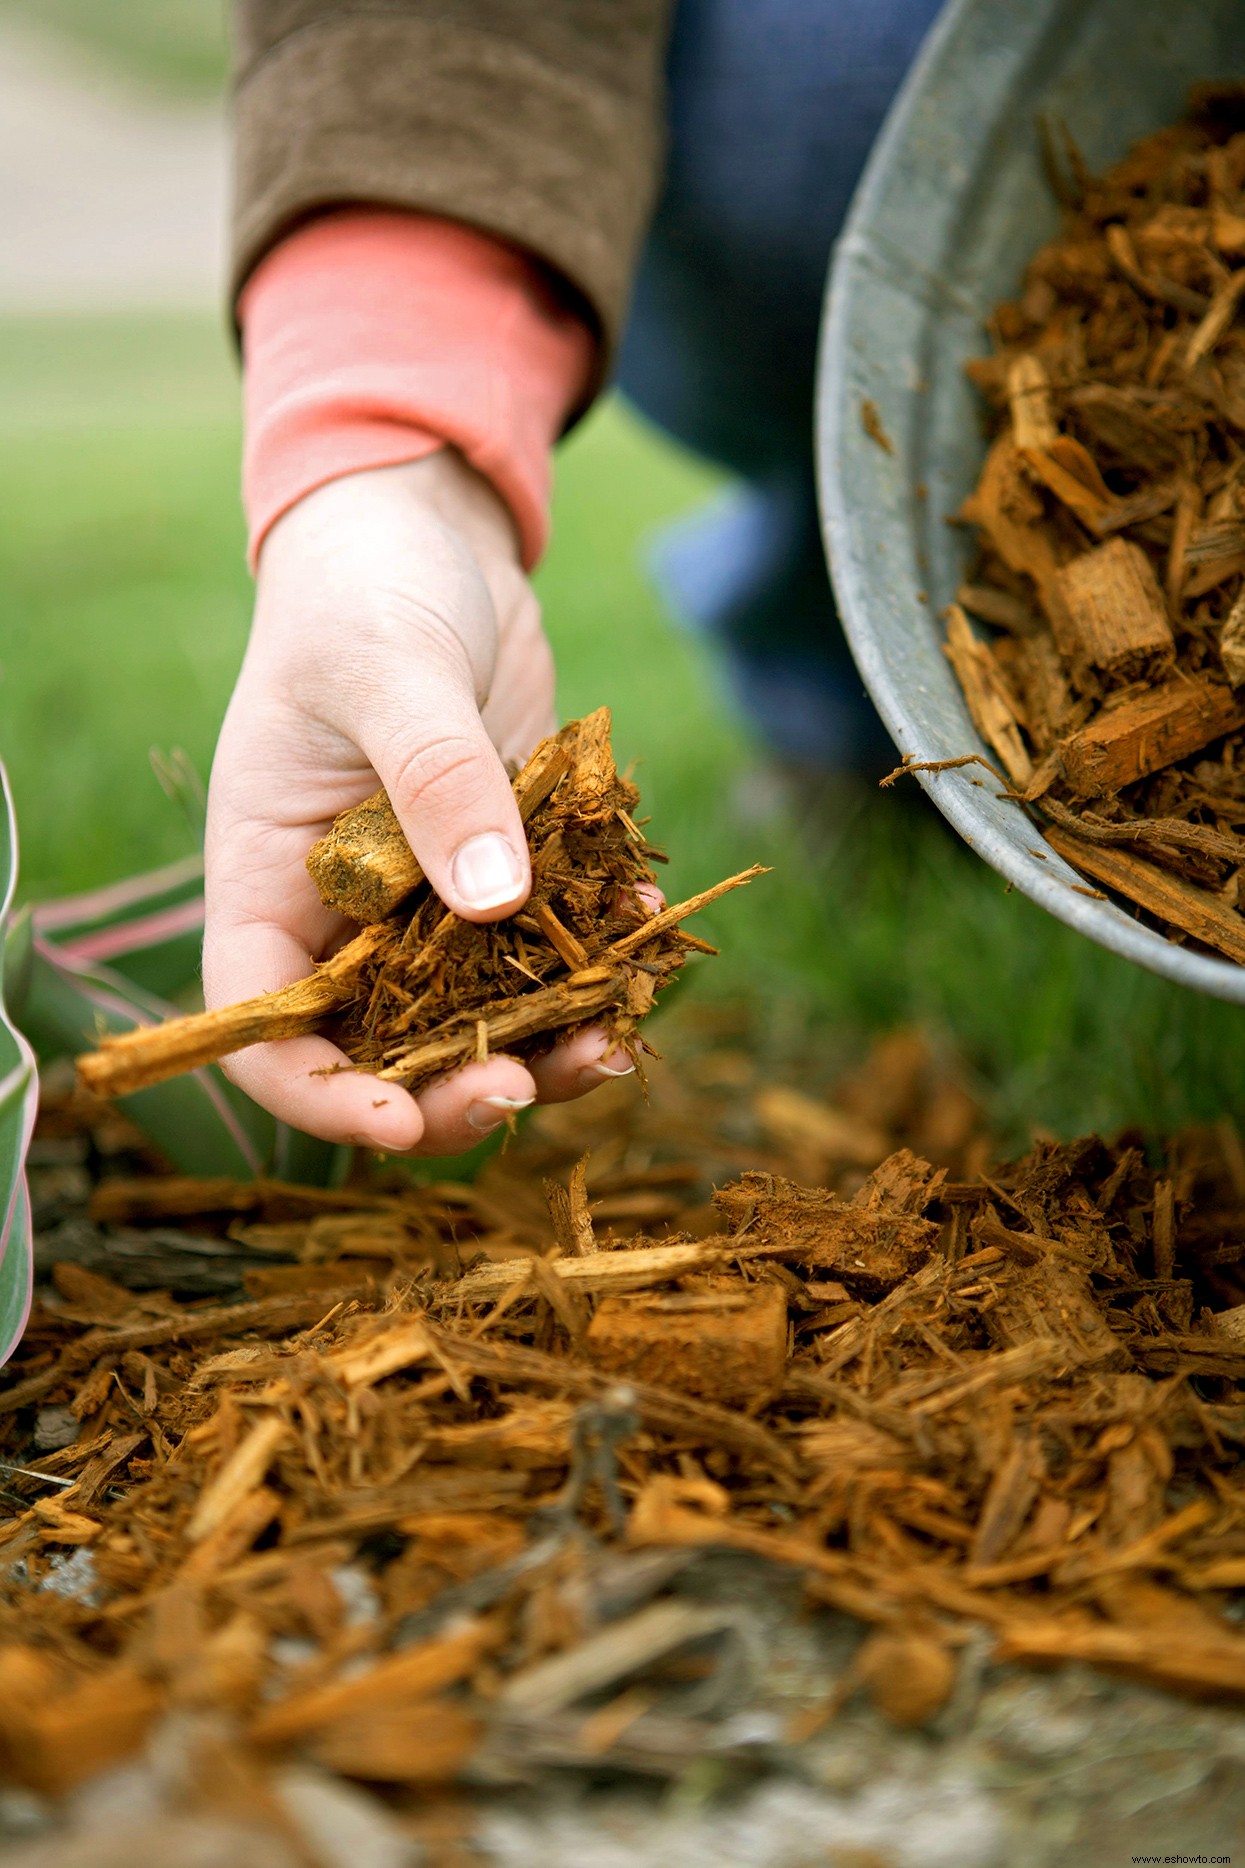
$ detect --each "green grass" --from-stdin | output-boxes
[3,310,1245,1149]
[0,316,249,896]
[0,0,228,93]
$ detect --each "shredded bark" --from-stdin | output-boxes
[949,94,1245,962]
[3,1030,1243,1803]
[74,710,761,1098]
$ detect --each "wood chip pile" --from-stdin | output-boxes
[75,709,760,1099]
[948,87,1245,962]
[2,1029,1243,1809]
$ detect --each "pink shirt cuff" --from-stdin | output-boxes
[238,210,596,571]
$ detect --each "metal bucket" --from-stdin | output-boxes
[817,0,1245,1000]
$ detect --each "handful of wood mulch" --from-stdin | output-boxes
[1,1029,1243,1806]
[947,88,1245,962]
[76,709,760,1098]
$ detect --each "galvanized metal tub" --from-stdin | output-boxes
[817,0,1245,999]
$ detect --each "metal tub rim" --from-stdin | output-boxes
[816,0,1245,1002]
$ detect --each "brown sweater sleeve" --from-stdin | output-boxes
[231,1,673,376]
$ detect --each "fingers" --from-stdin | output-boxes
[225,1032,424,1151]
[519,888,660,1103]
[525,1026,636,1104]
[398,1032,634,1159]
[403,1055,538,1156]
[218,1029,631,1155]
[202,900,425,1149]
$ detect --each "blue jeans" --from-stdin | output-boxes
[617,0,943,766]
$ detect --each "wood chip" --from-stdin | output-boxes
[585,1283,789,1405]
[943,100,1245,959]
[943,603,1033,786]
[5,1020,1244,1802]
[1051,538,1174,687]
[1045,826,1245,964]
[187,1414,289,1543]
[1058,676,1245,799]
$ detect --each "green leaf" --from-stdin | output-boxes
[19,938,347,1186]
[20,938,269,1177]
[30,851,205,999]
[0,771,38,1363]
[0,1086,34,1362]
[12,840,347,1187]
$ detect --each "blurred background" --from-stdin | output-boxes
[4,0,1244,1147]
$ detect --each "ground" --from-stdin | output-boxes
[2,1552,1244,1864]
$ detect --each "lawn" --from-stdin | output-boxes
[0,0,227,93]
[3,310,1244,1148]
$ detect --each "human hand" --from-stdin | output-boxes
[203,450,634,1153]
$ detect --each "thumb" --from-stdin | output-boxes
[359,657,531,923]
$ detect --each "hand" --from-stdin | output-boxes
[203,450,634,1153]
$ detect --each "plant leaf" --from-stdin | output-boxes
[0,771,38,1363]
[20,934,270,1178]
[0,762,347,1369]
[33,852,204,1000]
[0,1069,35,1364]
[17,854,346,1186]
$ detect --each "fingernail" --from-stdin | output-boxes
[579,1056,636,1088]
[467,1094,535,1132]
[452,833,524,911]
